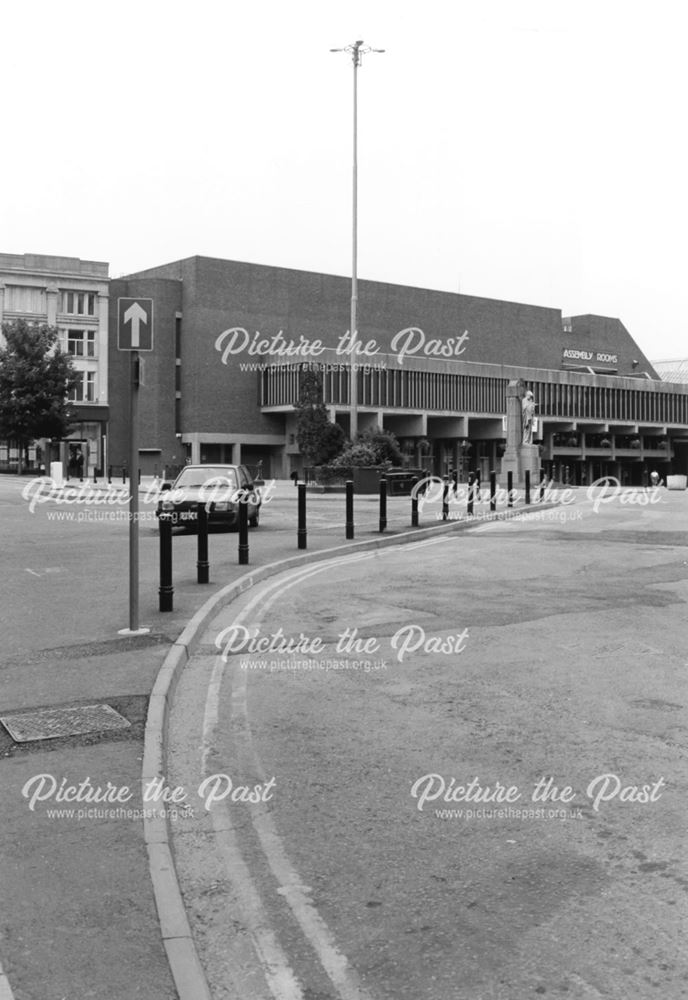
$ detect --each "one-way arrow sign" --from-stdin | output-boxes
[118,298,154,351]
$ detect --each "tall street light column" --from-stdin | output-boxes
[331,40,384,442]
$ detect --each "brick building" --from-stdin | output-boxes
[107,255,688,485]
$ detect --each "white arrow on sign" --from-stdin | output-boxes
[124,302,148,348]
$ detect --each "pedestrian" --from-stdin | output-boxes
[650,470,661,488]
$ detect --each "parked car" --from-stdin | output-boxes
[155,464,261,529]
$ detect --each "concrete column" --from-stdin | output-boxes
[452,440,460,478]
[98,292,109,404]
[46,282,59,325]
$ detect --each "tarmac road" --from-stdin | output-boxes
[167,489,688,1000]
[0,473,506,1000]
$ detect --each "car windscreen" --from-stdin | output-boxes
[174,468,239,489]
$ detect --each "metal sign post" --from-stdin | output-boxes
[117,298,154,636]
[128,351,142,631]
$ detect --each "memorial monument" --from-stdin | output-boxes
[500,380,541,486]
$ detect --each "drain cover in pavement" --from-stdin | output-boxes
[0,704,131,743]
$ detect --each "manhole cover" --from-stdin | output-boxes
[0,704,131,743]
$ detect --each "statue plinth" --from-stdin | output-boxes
[519,444,541,485]
[500,444,541,487]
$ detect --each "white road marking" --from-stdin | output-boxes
[201,552,379,1000]
[567,972,607,998]
[0,959,17,1000]
[210,814,305,1000]
[202,654,304,1000]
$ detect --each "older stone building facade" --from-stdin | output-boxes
[0,252,110,475]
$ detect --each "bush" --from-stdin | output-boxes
[358,426,403,465]
[330,442,380,468]
[327,426,402,469]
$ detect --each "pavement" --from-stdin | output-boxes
[0,474,555,1000]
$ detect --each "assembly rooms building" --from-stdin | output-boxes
[105,255,688,486]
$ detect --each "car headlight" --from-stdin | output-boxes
[161,500,174,511]
[214,502,230,511]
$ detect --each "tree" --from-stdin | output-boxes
[0,319,79,474]
[294,368,346,465]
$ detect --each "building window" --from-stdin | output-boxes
[4,285,46,313]
[69,370,96,403]
[65,329,97,357]
[63,291,97,316]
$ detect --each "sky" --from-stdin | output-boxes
[3,0,686,361]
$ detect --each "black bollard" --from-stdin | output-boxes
[507,471,514,508]
[538,468,546,503]
[490,470,497,512]
[297,483,307,549]
[467,472,475,516]
[238,497,249,564]
[525,470,531,505]
[411,477,419,527]
[442,476,449,521]
[108,465,112,484]
[345,480,354,539]
[158,515,174,612]
[197,503,209,583]
[379,477,387,532]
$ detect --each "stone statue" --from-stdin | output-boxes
[522,390,536,445]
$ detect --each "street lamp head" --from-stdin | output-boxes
[331,41,385,65]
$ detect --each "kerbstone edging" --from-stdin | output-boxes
[142,502,562,1000]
